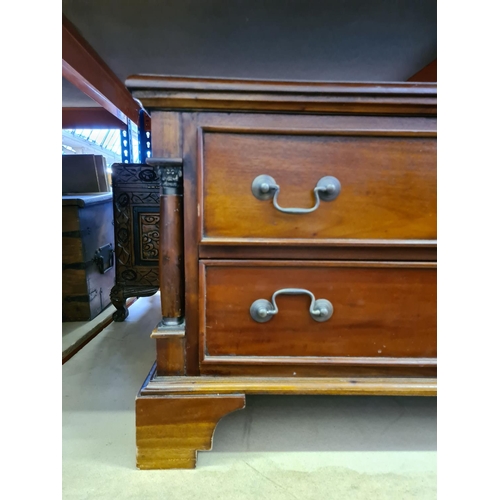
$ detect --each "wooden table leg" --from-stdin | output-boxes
[136,393,246,469]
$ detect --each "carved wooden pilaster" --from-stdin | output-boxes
[147,158,184,327]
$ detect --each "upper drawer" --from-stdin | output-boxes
[201,130,436,241]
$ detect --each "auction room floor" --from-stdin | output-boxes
[62,293,437,500]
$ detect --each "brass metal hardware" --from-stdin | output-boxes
[251,175,341,214]
[94,243,114,274]
[250,288,334,323]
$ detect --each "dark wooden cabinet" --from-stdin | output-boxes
[109,163,160,320]
[62,194,115,321]
[128,76,437,469]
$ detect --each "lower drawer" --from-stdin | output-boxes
[199,260,436,372]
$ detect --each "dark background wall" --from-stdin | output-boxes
[62,0,436,105]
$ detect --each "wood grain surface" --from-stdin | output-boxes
[156,338,185,376]
[199,239,436,261]
[200,261,436,360]
[128,76,436,115]
[136,394,245,469]
[159,195,184,319]
[141,372,437,398]
[202,131,436,240]
[133,81,438,469]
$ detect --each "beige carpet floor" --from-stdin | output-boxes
[62,293,437,499]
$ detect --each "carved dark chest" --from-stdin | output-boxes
[110,163,160,320]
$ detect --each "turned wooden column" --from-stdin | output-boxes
[147,158,184,327]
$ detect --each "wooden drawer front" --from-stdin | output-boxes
[200,261,436,362]
[202,131,436,241]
